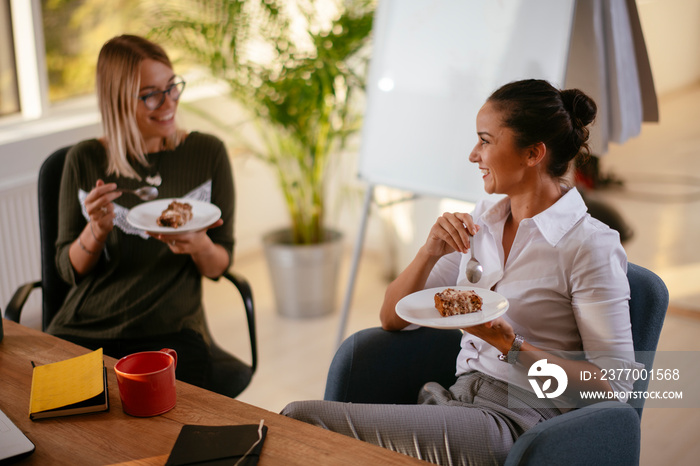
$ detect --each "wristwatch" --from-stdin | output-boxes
[498,334,524,364]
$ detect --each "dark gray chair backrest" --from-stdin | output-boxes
[37,146,72,330]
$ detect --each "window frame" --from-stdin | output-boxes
[1,0,19,117]
[8,0,49,120]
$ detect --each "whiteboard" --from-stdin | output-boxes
[358,0,576,203]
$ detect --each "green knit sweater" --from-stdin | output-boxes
[48,132,234,341]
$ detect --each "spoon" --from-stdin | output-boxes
[466,231,483,283]
[116,186,159,201]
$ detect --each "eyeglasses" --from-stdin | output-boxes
[138,79,186,110]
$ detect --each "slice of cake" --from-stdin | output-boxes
[434,288,483,317]
[157,201,193,228]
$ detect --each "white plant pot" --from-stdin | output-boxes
[262,228,343,318]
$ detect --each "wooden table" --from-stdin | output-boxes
[0,320,425,465]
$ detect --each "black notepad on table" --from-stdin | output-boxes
[165,424,268,466]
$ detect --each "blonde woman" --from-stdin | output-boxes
[49,35,238,392]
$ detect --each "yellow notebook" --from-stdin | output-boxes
[29,348,109,420]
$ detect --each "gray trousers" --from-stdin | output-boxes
[281,372,560,466]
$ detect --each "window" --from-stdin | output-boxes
[41,0,179,103]
[0,0,176,121]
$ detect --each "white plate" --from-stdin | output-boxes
[396,286,509,329]
[126,198,221,235]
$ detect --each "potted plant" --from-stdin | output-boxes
[152,0,375,317]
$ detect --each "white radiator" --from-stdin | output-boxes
[0,178,42,328]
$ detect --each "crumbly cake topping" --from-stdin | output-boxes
[434,288,483,316]
[157,201,193,228]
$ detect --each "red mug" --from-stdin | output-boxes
[114,348,177,417]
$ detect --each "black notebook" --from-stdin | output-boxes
[166,423,268,466]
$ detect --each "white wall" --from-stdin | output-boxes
[637,0,700,95]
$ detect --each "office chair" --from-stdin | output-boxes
[5,146,257,398]
[324,263,668,465]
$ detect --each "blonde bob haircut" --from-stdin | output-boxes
[96,35,186,179]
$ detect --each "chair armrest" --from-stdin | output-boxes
[5,281,41,323]
[221,271,257,374]
[505,401,640,466]
[324,326,462,404]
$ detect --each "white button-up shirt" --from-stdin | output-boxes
[425,187,641,399]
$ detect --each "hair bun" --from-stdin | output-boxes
[561,89,597,127]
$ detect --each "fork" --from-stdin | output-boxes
[116,186,158,201]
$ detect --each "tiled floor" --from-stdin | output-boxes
[205,84,700,465]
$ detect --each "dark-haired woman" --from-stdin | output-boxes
[282,79,642,465]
